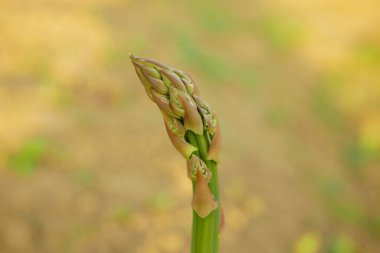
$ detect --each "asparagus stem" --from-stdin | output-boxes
[185,132,201,253]
[188,131,220,253]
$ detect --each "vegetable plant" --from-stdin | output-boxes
[131,55,222,253]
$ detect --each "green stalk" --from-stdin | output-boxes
[187,131,220,253]
[131,55,222,253]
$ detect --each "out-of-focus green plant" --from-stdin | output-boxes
[294,232,320,253]
[256,14,304,51]
[328,236,356,253]
[8,137,48,176]
[176,33,229,81]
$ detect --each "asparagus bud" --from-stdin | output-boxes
[131,55,221,237]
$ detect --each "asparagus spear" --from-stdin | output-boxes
[131,55,221,253]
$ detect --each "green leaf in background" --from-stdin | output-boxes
[176,33,229,81]
[8,137,48,176]
[365,216,380,237]
[332,203,365,225]
[354,41,380,67]
[256,14,303,51]
[318,177,365,225]
[311,82,343,130]
[343,140,376,172]
[294,232,320,253]
[328,236,356,253]
[175,32,259,92]
[194,3,236,34]
[112,205,133,223]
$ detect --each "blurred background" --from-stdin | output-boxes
[1,0,380,252]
